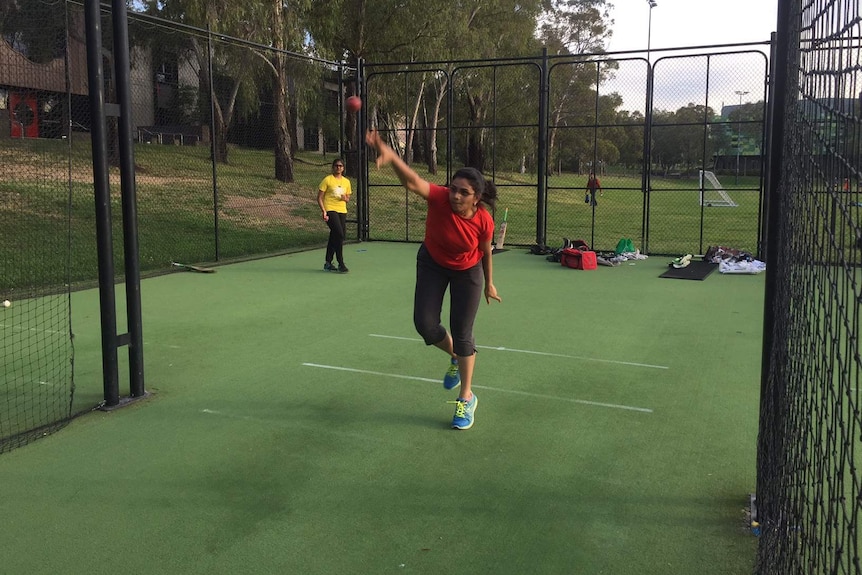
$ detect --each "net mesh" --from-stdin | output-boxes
[0,0,75,453]
[756,0,862,572]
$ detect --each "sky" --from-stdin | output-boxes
[601,0,780,113]
[606,0,780,54]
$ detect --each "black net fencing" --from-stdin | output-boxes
[0,1,356,452]
[119,8,356,270]
[0,0,75,453]
[755,0,862,573]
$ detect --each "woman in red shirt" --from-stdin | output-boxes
[365,129,502,430]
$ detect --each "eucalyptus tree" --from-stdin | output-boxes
[614,109,646,169]
[674,102,715,171]
[238,0,318,182]
[306,0,441,176]
[539,0,613,175]
[137,0,260,164]
[451,1,543,171]
[650,103,716,174]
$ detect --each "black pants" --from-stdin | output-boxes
[325,211,347,265]
[413,244,483,357]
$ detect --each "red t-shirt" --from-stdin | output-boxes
[424,184,494,270]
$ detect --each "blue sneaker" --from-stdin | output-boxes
[443,358,460,390]
[450,394,478,430]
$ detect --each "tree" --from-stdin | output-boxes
[650,103,717,174]
[538,0,613,175]
[137,0,258,165]
[246,0,316,183]
[1,0,67,64]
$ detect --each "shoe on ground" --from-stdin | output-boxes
[337,264,349,273]
[443,357,460,390]
[671,254,692,269]
[450,394,478,430]
[324,262,336,271]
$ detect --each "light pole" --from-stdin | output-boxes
[734,90,749,184]
[647,0,657,63]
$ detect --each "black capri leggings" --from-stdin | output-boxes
[325,211,347,265]
[413,243,484,357]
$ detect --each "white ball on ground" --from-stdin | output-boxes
[2,300,10,308]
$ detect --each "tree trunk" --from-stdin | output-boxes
[274,60,293,183]
[404,78,425,164]
[427,77,447,175]
[271,1,293,183]
[466,92,485,171]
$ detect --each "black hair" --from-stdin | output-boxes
[452,167,498,210]
[332,158,345,169]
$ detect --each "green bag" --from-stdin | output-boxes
[615,238,636,255]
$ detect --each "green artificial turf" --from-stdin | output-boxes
[1,242,764,574]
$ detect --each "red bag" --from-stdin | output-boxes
[561,248,597,270]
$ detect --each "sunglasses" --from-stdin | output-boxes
[448,184,474,197]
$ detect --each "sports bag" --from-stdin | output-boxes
[560,248,597,270]
[614,238,636,255]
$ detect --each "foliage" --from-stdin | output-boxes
[0,0,67,64]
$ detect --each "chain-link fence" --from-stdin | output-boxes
[755,0,862,572]
[1,1,773,451]
[363,48,770,256]
[0,0,357,451]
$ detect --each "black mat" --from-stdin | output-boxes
[659,261,717,280]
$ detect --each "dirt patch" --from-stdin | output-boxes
[0,149,208,187]
[221,192,317,228]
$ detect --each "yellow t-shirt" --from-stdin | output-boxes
[319,174,351,214]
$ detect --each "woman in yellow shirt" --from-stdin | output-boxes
[317,158,352,272]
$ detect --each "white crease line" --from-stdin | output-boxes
[302,363,438,384]
[368,333,669,370]
[302,363,652,413]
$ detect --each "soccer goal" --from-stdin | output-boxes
[699,170,738,207]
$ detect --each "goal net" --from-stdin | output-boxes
[699,170,738,207]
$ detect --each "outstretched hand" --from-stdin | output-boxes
[365,129,395,168]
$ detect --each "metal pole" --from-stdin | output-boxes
[536,47,549,248]
[647,1,657,62]
[643,0,656,252]
[83,0,119,406]
[735,90,749,184]
[111,0,145,397]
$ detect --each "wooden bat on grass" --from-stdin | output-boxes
[171,261,216,273]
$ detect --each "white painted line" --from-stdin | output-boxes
[368,333,669,370]
[302,362,652,413]
[471,385,653,413]
[302,362,438,383]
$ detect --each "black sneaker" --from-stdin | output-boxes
[324,262,336,271]
[337,264,349,273]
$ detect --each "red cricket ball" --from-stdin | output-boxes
[346,95,362,113]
